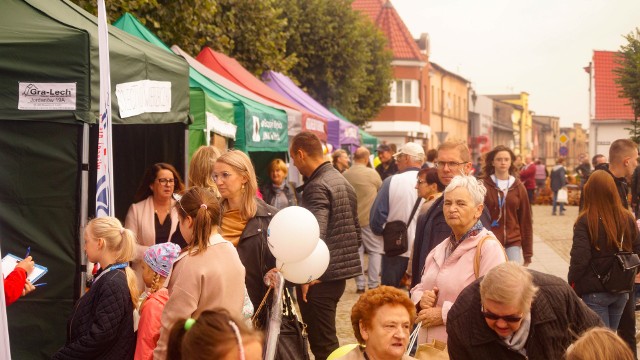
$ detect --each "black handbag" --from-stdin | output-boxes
[275,289,310,360]
[591,235,640,294]
[382,198,421,257]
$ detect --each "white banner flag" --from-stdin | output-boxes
[0,241,11,359]
[96,0,114,218]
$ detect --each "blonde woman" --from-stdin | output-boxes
[259,158,299,210]
[188,145,221,197]
[566,327,634,360]
[52,217,138,359]
[215,150,277,328]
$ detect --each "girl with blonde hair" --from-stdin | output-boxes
[52,217,138,359]
[188,145,221,196]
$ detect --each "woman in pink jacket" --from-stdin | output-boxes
[134,242,181,360]
[410,175,507,344]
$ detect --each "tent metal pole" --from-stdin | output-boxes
[79,123,90,298]
[184,126,189,185]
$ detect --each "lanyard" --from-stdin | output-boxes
[93,262,128,284]
[491,175,510,228]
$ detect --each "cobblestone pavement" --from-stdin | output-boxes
[327,204,579,355]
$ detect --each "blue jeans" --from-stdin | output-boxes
[356,244,381,290]
[381,255,409,288]
[552,191,565,214]
[581,292,629,329]
[505,246,522,264]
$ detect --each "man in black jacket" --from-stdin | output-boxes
[290,131,362,360]
[410,141,491,288]
[447,262,601,359]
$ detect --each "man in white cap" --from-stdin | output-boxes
[370,142,425,288]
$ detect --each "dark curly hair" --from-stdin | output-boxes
[350,286,416,345]
[482,145,516,179]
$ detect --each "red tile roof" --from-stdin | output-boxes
[593,50,635,120]
[352,0,425,61]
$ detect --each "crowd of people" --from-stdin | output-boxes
[4,133,640,359]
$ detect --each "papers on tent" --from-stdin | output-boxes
[2,254,47,283]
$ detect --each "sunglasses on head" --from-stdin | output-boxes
[481,308,523,323]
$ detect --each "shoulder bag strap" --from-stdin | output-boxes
[474,235,507,279]
[407,198,421,224]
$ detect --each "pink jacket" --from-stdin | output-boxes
[125,196,179,293]
[153,233,246,360]
[410,228,506,343]
[134,288,169,360]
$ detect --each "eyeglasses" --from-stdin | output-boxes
[417,179,427,185]
[157,178,175,186]
[435,161,468,169]
[481,308,523,323]
[213,171,234,182]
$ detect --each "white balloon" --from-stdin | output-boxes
[277,239,330,284]
[267,206,320,262]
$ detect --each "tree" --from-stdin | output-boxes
[70,0,295,74]
[614,28,640,144]
[71,0,392,124]
[207,0,297,76]
[278,0,392,125]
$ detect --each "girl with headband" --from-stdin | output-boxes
[134,242,181,360]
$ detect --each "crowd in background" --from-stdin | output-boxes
[5,134,640,360]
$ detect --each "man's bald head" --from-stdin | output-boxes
[353,146,370,164]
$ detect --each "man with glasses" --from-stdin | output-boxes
[370,142,425,288]
[409,142,491,289]
[447,262,601,359]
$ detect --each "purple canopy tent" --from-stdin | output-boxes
[262,71,360,152]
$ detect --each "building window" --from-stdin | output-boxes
[389,79,420,106]
[431,85,434,111]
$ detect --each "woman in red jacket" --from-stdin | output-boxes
[3,256,35,306]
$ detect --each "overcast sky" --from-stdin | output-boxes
[392,0,640,128]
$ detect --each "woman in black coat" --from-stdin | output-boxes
[568,170,640,330]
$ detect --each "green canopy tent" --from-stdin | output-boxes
[329,108,379,152]
[0,1,190,358]
[113,13,237,161]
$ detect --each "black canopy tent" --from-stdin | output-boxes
[0,0,190,358]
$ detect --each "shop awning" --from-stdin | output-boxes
[330,108,379,152]
[196,48,329,142]
[262,71,360,150]
[172,46,289,153]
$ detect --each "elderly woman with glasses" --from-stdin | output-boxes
[214,150,277,329]
[446,262,602,359]
[410,175,507,345]
[126,162,186,293]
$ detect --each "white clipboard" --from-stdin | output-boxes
[2,253,47,283]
